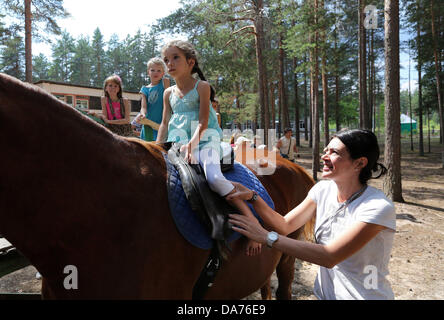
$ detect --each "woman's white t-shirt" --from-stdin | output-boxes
[308,180,396,300]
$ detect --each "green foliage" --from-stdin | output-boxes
[338,95,359,127]
[0,0,441,132]
[32,53,50,81]
[0,33,25,79]
[48,30,75,82]
[0,0,69,42]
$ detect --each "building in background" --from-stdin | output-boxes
[34,80,141,118]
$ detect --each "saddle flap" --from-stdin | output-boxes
[167,143,232,240]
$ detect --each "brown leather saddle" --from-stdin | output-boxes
[165,142,235,244]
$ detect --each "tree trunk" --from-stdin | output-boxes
[278,46,288,129]
[320,0,328,146]
[334,27,340,132]
[427,107,431,153]
[408,45,414,151]
[279,2,289,130]
[359,0,369,129]
[270,81,276,129]
[430,0,444,167]
[294,57,300,146]
[25,0,32,82]
[383,0,404,202]
[417,2,424,157]
[369,29,374,130]
[254,0,269,142]
[312,0,320,180]
[304,59,309,142]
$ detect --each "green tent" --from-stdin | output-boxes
[401,114,417,132]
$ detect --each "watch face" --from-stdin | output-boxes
[267,231,278,248]
[268,232,278,241]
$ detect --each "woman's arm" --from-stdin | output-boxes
[155,88,172,143]
[229,213,386,268]
[227,182,316,235]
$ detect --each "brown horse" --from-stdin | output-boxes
[0,73,314,299]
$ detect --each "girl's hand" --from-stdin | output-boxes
[135,114,144,123]
[180,143,196,163]
[226,182,254,202]
[229,214,268,244]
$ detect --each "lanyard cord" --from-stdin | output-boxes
[314,184,368,244]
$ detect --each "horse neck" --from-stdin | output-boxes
[0,75,168,276]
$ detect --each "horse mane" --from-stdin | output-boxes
[124,137,166,169]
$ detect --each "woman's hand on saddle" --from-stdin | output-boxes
[229,213,267,245]
[226,182,254,202]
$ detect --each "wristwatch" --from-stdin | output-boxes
[248,191,258,202]
[266,231,279,248]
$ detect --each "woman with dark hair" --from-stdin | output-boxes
[228,129,396,299]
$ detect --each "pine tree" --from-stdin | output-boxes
[71,36,93,86]
[91,28,106,87]
[32,53,50,81]
[2,0,69,82]
[383,0,404,202]
[0,33,25,79]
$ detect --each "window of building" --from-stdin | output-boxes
[66,95,74,106]
[54,94,66,102]
[53,94,74,107]
[75,99,89,109]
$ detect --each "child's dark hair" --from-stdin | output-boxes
[333,128,387,184]
[161,40,216,102]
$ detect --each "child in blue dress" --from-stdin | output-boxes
[156,40,261,256]
[139,57,170,141]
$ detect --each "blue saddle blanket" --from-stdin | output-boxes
[165,156,275,250]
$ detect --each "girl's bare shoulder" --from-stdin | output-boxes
[164,86,174,97]
[196,80,210,92]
